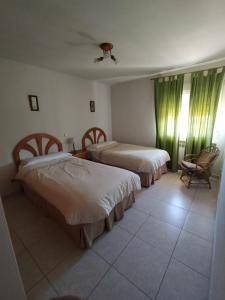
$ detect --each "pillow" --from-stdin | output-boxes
[86,141,117,151]
[181,160,202,170]
[20,152,72,167]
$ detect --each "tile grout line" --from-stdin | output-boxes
[154,184,215,299]
[91,178,193,298]
[172,257,210,280]
[89,215,154,299]
[8,176,218,299]
[135,186,215,242]
[110,209,168,299]
[89,229,148,298]
[154,226,186,299]
[110,175,187,299]
[11,230,47,294]
[17,229,79,296]
[17,240,52,295]
[112,266,153,300]
[182,227,214,244]
[90,182,215,299]
[154,182,195,300]
[86,259,111,299]
[88,229,133,298]
[84,222,139,299]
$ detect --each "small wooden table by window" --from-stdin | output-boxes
[70,149,88,160]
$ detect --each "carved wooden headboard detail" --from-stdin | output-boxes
[82,127,107,150]
[13,133,63,168]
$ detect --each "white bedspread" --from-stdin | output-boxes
[89,143,170,173]
[16,156,141,225]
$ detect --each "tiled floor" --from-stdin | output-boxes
[3,172,219,300]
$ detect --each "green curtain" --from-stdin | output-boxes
[185,68,225,155]
[155,74,184,171]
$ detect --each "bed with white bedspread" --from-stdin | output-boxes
[82,127,170,187]
[13,133,141,248]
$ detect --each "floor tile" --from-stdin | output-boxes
[157,259,209,300]
[89,267,149,300]
[3,193,29,214]
[191,197,217,219]
[137,216,180,255]
[29,229,78,274]
[184,212,215,242]
[17,250,43,292]
[27,278,57,300]
[3,175,216,300]
[3,194,42,231]
[118,207,148,234]
[173,231,212,277]
[133,196,159,214]
[195,187,218,203]
[159,189,194,210]
[157,173,179,186]
[114,237,170,298]
[148,200,187,228]
[10,231,25,256]
[48,250,109,299]
[93,225,132,264]
[16,215,59,248]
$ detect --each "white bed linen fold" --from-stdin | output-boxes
[89,143,170,173]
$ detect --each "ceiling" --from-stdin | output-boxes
[1,0,225,83]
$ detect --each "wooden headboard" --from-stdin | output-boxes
[13,133,63,168]
[82,127,107,150]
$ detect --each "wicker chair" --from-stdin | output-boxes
[180,146,219,189]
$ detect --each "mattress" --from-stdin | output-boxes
[16,155,141,225]
[88,142,170,174]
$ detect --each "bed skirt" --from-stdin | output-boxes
[22,184,135,248]
[91,158,168,188]
[136,164,168,187]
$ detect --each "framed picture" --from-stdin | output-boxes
[28,95,39,111]
[90,100,95,112]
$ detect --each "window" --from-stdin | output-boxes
[179,74,225,145]
[213,81,225,143]
[178,74,191,142]
[179,89,190,141]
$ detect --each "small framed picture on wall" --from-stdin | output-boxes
[28,95,39,111]
[90,100,95,112]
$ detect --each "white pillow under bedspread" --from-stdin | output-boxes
[87,141,118,151]
[16,156,141,225]
[20,152,72,167]
[88,143,170,173]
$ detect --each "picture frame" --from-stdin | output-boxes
[28,95,39,111]
[90,100,95,112]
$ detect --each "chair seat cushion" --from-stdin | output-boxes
[181,160,203,170]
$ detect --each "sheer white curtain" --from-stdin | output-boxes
[178,74,190,164]
[212,80,225,176]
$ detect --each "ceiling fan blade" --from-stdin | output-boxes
[77,31,98,43]
[65,41,98,47]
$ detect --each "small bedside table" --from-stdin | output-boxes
[71,149,88,160]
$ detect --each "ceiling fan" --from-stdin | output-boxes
[66,32,118,64]
[94,43,118,64]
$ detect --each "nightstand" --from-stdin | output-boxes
[71,149,88,160]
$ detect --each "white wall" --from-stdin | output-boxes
[0,58,111,196]
[111,78,156,146]
[209,159,225,300]
[0,196,26,300]
[93,81,112,138]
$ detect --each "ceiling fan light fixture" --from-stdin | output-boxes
[94,43,118,64]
